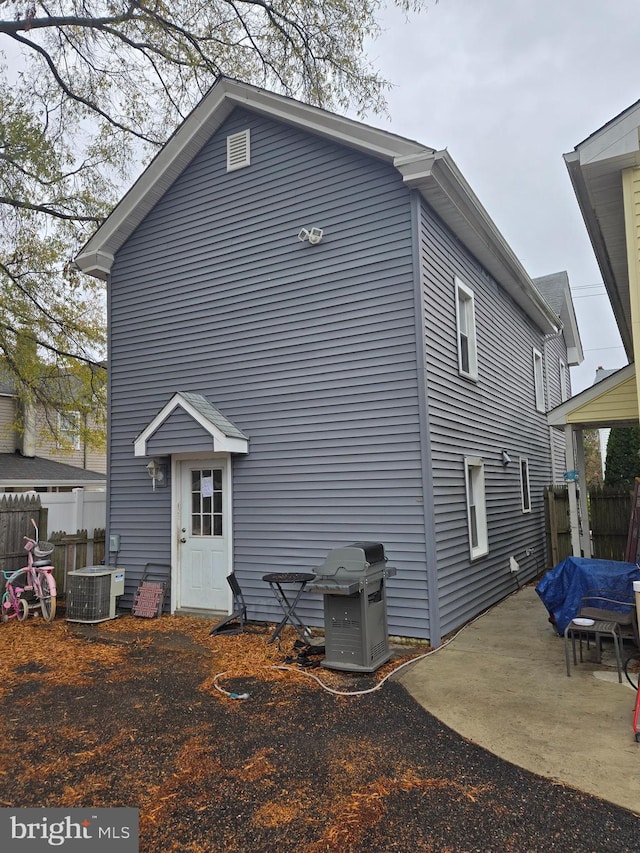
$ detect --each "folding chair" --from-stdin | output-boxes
[132,563,170,618]
[210,572,247,635]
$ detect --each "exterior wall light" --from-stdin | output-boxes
[298,227,323,245]
[146,458,168,490]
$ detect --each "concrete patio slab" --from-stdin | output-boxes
[399,584,640,814]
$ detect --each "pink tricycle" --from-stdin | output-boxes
[1,519,57,622]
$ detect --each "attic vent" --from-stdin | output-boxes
[227,129,250,172]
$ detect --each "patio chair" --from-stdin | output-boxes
[577,589,639,649]
[209,572,247,635]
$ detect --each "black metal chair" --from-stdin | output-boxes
[209,572,247,635]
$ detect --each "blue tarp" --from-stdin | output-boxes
[535,556,640,635]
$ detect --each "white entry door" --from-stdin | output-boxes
[179,459,228,611]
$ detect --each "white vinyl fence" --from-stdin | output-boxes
[29,489,106,537]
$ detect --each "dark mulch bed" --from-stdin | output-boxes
[0,616,638,853]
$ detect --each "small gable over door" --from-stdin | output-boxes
[134,392,248,457]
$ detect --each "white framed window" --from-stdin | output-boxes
[559,358,568,402]
[455,277,478,380]
[227,129,251,172]
[464,456,488,559]
[58,411,81,450]
[533,348,545,412]
[519,457,531,513]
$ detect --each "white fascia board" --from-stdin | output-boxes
[557,277,584,366]
[76,78,430,279]
[134,392,248,456]
[564,150,634,358]
[77,87,236,278]
[397,150,560,335]
[547,362,634,426]
[74,249,115,281]
[222,81,429,162]
[576,107,640,167]
[566,346,582,368]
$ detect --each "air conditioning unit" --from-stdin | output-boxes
[66,567,125,623]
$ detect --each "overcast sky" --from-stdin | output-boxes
[366,0,638,393]
[3,3,635,394]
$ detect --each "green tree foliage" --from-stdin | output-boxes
[604,426,640,487]
[582,428,603,486]
[0,0,427,446]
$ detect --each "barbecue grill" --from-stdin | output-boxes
[307,542,396,673]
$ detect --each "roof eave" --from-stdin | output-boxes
[0,479,106,488]
[547,361,635,427]
[74,78,560,335]
[396,150,561,334]
[75,78,430,278]
[564,150,633,358]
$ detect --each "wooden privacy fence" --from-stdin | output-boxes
[589,486,633,561]
[0,494,48,573]
[49,528,106,592]
[545,487,572,567]
[545,484,634,565]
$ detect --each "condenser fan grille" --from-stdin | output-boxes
[66,569,124,623]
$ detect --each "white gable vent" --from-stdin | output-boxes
[227,129,250,172]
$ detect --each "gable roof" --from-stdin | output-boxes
[134,392,248,457]
[76,77,560,336]
[0,454,106,489]
[564,100,640,358]
[532,271,583,366]
[547,362,637,429]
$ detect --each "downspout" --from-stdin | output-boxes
[410,191,441,646]
[105,270,113,562]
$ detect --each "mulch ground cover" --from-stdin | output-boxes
[0,611,638,852]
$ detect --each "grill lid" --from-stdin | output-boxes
[314,542,387,579]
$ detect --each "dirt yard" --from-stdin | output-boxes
[0,613,637,852]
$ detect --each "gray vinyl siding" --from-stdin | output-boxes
[108,108,429,636]
[418,198,554,635]
[146,408,215,456]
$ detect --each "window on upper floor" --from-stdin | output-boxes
[58,411,81,450]
[465,456,488,559]
[559,358,568,402]
[455,277,478,380]
[519,457,531,513]
[533,348,545,412]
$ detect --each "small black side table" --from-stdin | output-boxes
[262,572,315,643]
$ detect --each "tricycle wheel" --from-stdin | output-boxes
[16,598,29,621]
[38,573,56,622]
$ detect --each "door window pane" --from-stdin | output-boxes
[190,467,223,537]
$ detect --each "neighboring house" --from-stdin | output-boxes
[76,78,581,643]
[0,376,105,492]
[532,271,583,484]
[549,100,640,556]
